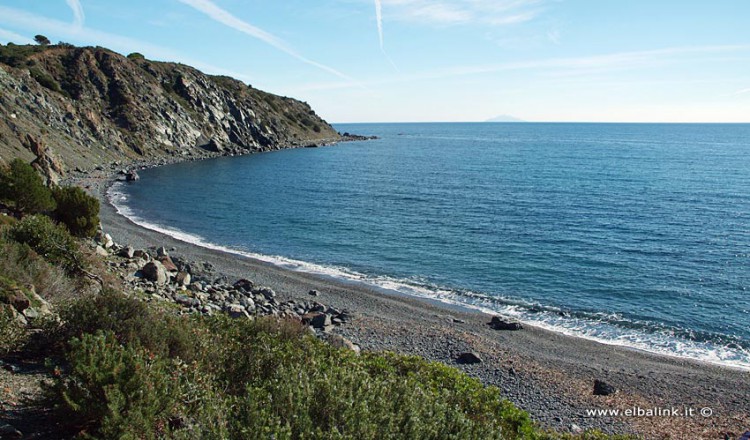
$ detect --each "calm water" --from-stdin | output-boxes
[111,123,750,368]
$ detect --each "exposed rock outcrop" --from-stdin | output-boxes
[0,44,341,171]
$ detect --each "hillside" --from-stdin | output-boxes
[0,43,341,180]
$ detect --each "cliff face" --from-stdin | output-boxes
[0,44,341,176]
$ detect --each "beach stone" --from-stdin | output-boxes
[593,379,617,396]
[456,352,483,364]
[175,294,200,308]
[22,307,40,320]
[133,249,150,261]
[175,272,191,287]
[488,316,523,331]
[324,334,360,353]
[142,261,168,285]
[157,256,178,272]
[301,312,331,329]
[233,279,254,291]
[254,287,276,300]
[308,289,320,296]
[226,304,250,319]
[119,245,135,259]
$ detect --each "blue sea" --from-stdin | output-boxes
[110,123,750,369]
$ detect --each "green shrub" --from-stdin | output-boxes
[59,289,202,362]
[127,52,145,60]
[49,331,178,439]
[29,67,64,94]
[0,159,55,215]
[42,294,631,439]
[5,215,84,275]
[53,186,100,238]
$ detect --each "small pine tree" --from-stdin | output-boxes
[34,35,51,46]
[53,186,100,238]
[0,159,55,216]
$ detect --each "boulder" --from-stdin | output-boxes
[175,294,200,308]
[233,279,254,292]
[95,245,109,257]
[157,256,178,272]
[456,352,482,364]
[488,316,523,331]
[125,170,140,181]
[254,287,276,300]
[133,249,150,261]
[324,334,361,354]
[23,307,40,320]
[119,246,135,259]
[156,246,169,257]
[142,261,168,285]
[304,312,331,329]
[175,272,191,287]
[308,289,320,296]
[226,304,250,319]
[593,379,617,396]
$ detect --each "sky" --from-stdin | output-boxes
[0,1,749,123]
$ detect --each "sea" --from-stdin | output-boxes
[109,123,750,369]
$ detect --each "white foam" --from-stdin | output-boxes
[107,182,750,371]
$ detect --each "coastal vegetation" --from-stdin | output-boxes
[0,157,634,439]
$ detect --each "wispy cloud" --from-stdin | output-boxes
[177,0,356,83]
[734,87,750,96]
[380,0,545,26]
[294,44,750,92]
[0,27,34,44]
[0,5,254,83]
[66,0,85,30]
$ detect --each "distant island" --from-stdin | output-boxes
[485,114,525,122]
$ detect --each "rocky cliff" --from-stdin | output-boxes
[0,43,341,179]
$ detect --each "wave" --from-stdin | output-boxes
[108,182,750,371]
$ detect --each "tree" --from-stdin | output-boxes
[0,159,56,216]
[127,52,145,60]
[34,35,51,46]
[53,186,100,238]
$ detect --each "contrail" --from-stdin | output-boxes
[178,0,356,83]
[374,0,383,50]
[374,0,399,71]
[65,0,85,30]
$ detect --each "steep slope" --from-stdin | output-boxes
[0,44,341,177]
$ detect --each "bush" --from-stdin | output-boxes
[0,159,55,215]
[42,293,631,439]
[53,186,100,238]
[5,215,85,275]
[49,331,179,439]
[58,289,202,362]
[127,52,145,60]
[29,67,64,94]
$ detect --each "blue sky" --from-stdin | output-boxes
[1,0,749,123]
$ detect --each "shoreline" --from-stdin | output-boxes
[79,153,749,439]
